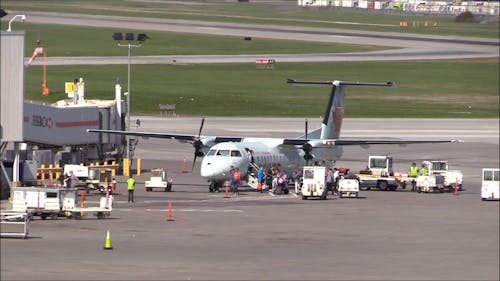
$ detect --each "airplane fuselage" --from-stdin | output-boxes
[200,138,343,186]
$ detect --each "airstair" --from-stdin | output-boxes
[246,163,268,190]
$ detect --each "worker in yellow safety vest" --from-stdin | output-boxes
[127,176,135,203]
[420,164,428,176]
[409,163,419,192]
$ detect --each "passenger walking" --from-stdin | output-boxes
[333,168,340,195]
[271,169,280,194]
[68,170,79,189]
[409,162,419,191]
[293,170,301,194]
[232,168,241,196]
[127,175,136,203]
[257,165,264,192]
[326,168,334,195]
[63,173,71,189]
[280,170,288,194]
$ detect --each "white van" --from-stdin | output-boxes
[481,168,499,201]
[301,166,327,200]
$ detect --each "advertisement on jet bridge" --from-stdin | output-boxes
[22,101,120,146]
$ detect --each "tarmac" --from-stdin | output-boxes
[1,118,499,280]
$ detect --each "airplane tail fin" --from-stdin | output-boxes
[287,80,394,139]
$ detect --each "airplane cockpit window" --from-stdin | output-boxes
[230,150,242,157]
[206,150,216,156]
[216,150,230,156]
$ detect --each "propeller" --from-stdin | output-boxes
[191,117,205,171]
[304,118,311,166]
[305,118,308,140]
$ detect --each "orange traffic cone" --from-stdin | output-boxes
[103,229,113,250]
[167,201,175,221]
[224,181,230,198]
[454,180,459,195]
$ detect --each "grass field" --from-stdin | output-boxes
[25,60,499,118]
[11,22,387,57]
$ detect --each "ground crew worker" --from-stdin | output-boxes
[421,164,428,176]
[409,162,419,191]
[127,175,135,203]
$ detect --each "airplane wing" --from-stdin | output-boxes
[282,138,461,146]
[86,129,242,143]
[88,128,461,146]
[87,129,198,141]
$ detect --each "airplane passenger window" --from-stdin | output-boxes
[217,150,230,156]
[231,150,242,157]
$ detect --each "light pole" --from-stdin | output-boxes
[112,32,150,161]
[7,14,26,32]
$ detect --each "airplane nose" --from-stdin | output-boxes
[200,158,242,179]
[200,159,227,179]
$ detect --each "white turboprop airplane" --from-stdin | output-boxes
[88,79,461,192]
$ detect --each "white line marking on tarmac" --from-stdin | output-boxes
[145,208,244,213]
[142,194,297,204]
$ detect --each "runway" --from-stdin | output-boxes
[2,117,498,280]
[21,11,499,66]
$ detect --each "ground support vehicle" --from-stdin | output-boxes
[481,168,499,201]
[355,156,408,191]
[357,174,403,191]
[338,179,359,198]
[10,186,69,220]
[301,166,327,200]
[145,168,173,192]
[64,164,112,194]
[9,186,112,220]
[62,191,113,219]
[86,168,113,194]
[416,175,446,193]
[421,160,463,191]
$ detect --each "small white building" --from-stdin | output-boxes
[297,0,499,15]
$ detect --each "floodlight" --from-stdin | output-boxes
[137,33,150,42]
[112,32,123,41]
[125,33,134,41]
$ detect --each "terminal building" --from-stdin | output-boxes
[1,30,126,199]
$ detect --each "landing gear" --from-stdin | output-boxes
[209,181,222,192]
